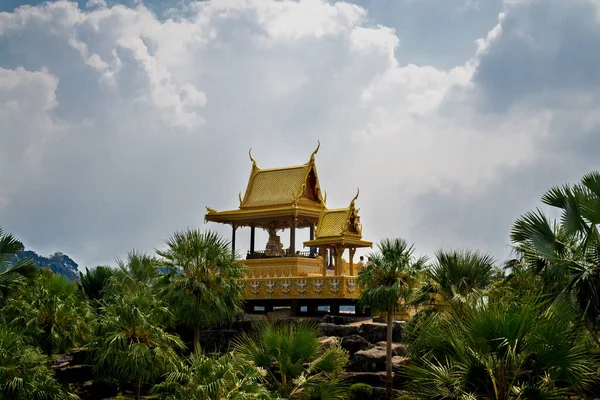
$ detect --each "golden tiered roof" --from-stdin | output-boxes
[304,191,373,248]
[240,145,325,209]
[205,143,326,228]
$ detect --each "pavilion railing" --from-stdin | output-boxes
[246,249,318,259]
[242,275,360,300]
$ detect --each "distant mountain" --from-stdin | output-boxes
[12,249,79,281]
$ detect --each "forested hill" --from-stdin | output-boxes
[13,250,79,281]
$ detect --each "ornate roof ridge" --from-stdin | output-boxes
[252,163,309,173]
[238,142,325,209]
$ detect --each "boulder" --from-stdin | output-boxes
[52,354,72,366]
[267,308,293,321]
[54,364,93,383]
[319,336,340,349]
[392,356,410,371]
[375,341,408,356]
[341,335,373,356]
[318,323,359,338]
[68,347,90,365]
[358,321,404,343]
[351,347,387,372]
[357,323,387,343]
[323,315,356,325]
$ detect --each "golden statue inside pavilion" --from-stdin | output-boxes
[204,143,372,315]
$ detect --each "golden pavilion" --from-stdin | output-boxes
[204,143,372,315]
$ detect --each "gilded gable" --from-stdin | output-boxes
[239,144,325,210]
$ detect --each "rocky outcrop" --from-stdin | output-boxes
[351,346,387,372]
[318,322,359,337]
[341,371,386,386]
[341,335,373,356]
[52,348,93,384]
[357,321,405,343]
[375,341,408,356]
[319,336,340,349]
[323,315,359,325]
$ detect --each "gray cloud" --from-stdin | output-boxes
[0,0,599,269]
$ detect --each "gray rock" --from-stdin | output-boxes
[341,334,373,356]
[67,347,90,365]
[324,315,356,325]
[358,321,405,343]
[54,364,93,383]
[318,323,359,338]
[375,341,408,356]
[351,347,387,372]
[319,336,340,349]
[391,356,410,372]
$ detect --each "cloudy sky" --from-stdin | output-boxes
[1,0,599,269]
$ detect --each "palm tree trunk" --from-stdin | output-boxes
[281,371,287,395]
[194,326,200,354]
[45,325,53,357]
[136,378,142,400]
[386,306,394,398]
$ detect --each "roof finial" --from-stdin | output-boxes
[310,140,320,162]
[249,148,257,168]
[351,188,360,206]
[239,192,243,206]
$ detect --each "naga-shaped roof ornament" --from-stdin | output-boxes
[350,188,360,207]
[309,140,320,163]
[248,148,258,169]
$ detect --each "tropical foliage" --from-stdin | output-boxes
[153,351,273,399]
[0,326,76,400]
[158,229,245,353]
[6,269,94,356]
[1,171,600,399]
[0,227,36,306]
[510,171,600,334]
[358,238,427,396]
[402,295,597,399]
[234,321,349,398]
[91,262,184,400]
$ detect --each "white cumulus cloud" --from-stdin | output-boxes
[0,0,598,267]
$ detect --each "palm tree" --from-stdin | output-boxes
[157,229,245,354]
[7,269,93,357]
[510,171,600,334]
[91,279,184,400]
[0,326,77,399]
[0,227,36,306]
[401,295,597,399]
[234,321,349,398]
[358,238,428,398]
[153,351,274,399]
[426,249,497,312]
[116,250,159,284]
[77,265,115,302]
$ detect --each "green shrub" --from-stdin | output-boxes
[350,383,373,400]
